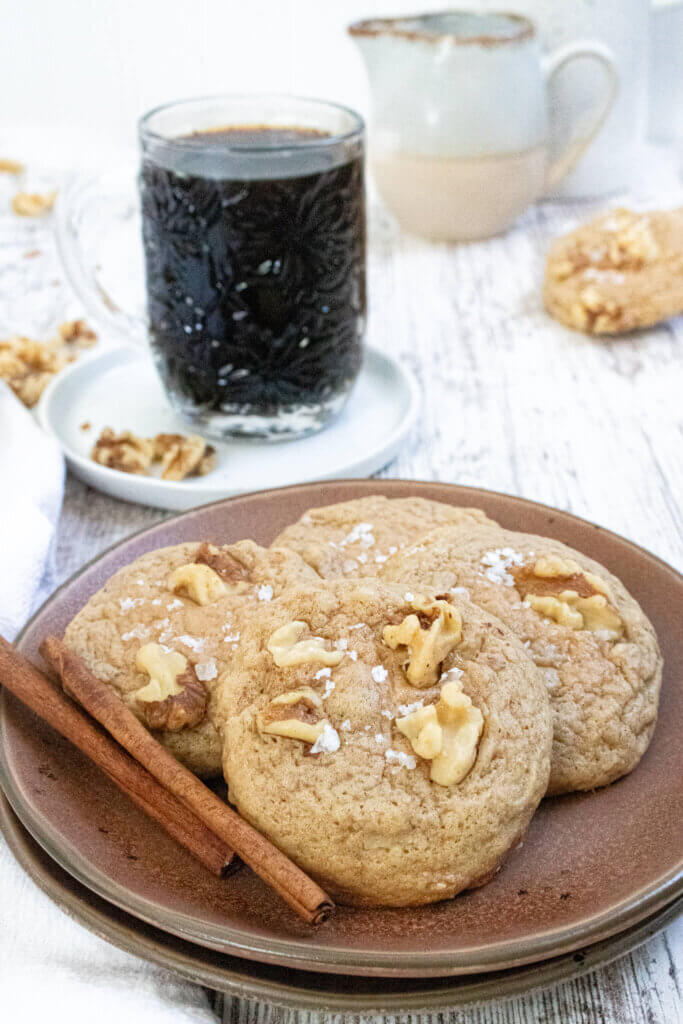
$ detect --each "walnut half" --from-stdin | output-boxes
[194,543,250,583]
[154,434,216,481]
[132,642,207,731]
[383,598,462,688]
[396,680,483,786]
[267,622,344,669]
[513,557,623,638]
[167,562,227,605]
[258,687,327,744]
[91,429,155,474]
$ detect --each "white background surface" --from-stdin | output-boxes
[3,0,407,162]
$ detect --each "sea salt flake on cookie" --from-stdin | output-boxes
[121,625,150,641]
[371,665,388,683]
[481,547,525,586]
[119,597,144,611]
[385,748,416,769]
[398,699,424,716]
[256,584,273,602]
[176,634,205,653]
[310,722,340,754]
[196,659,218,682]
[440,665,463,684]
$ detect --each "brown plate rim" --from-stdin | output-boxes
[2,792,681,1013]
[2,479,682,977]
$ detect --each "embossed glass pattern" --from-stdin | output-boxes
[138,96,366,440]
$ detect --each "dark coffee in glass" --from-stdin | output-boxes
[138,97,366,439]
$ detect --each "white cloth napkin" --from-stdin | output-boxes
[0,385,218,1023]
[0,384,64,640]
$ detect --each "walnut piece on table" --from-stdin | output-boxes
[0,322,98,408]
[11,190,58,217]
[89,429,218,481]
[91,428,155,474]
[0,158,25,174]
[154,433,216,481]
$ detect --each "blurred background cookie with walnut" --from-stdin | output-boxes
[544,207,683,334]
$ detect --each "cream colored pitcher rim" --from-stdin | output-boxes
[348,10,535,47]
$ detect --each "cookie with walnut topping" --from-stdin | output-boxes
[272,495,495,579]
[544,207,683,334]
[62,539,319,776]
[215,578,551,907]
[380,521,662,795]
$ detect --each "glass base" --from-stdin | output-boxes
[170,389,351,442]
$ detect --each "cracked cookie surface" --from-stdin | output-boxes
[63,540,319,776]
[272,495,495,579]
[215,579,551,906]
[380,522,662,795]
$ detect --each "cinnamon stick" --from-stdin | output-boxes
[41,635,335,926]
[0,636,233,876]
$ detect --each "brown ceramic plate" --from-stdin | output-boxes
[1,480,682,978]
[2,794,681,1012]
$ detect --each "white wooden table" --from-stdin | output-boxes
[2,162,681,1021]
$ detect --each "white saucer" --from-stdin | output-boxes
[37,345,420,511]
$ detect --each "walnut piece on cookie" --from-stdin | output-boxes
[267,621,345,668]
[512,557,623,639]
[544,207,683,334]
[257,688,330,745]
[167,562,227,605]
[396,679,483,786]
[383,598,462,688]
[132,642,208,731]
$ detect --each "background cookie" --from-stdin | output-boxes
[544,207,683,334]
[272,495,495,579]
[63,540,319,776]
[380,521,662,795]
[217,579,552,907]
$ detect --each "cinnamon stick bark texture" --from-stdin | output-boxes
[41,636,335,926]
[0,636,234,876]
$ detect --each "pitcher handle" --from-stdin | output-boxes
[543,40,619,189]
[55,171,148,344]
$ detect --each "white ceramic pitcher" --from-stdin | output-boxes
[349,11,618,241]
[473,0,650,197]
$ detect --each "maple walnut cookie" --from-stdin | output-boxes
[272,495,495,579]
[63,540,319,776]
[215,579,552,907]
[380,522,662,795]
[544,207,683,334]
